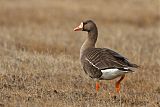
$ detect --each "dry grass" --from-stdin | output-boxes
[0,0,160,107]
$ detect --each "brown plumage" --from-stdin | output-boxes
[74,20,138,93]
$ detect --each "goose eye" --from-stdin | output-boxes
[83,22,87,25]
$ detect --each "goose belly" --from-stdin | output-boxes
[100,68,128,80]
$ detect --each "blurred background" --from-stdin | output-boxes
[0,0,160,106]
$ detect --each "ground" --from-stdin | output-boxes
[0,0,160,107]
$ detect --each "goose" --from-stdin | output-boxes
[74,20,138,93]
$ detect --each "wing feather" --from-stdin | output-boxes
[83,48,138,70]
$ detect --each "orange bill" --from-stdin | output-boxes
[74,22,83,31]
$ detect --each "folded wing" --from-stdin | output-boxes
[83,48,138,70]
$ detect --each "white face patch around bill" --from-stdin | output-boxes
[79,22,83,29]
[74,22,83,31]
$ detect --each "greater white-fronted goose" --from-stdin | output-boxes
[74,20,138,93]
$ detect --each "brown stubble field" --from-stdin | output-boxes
[0,0,160,107]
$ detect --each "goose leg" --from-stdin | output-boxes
[96,81,100,92]
[115,75,125,93]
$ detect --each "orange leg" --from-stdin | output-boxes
[115,75,125,93]
[96,81,100,92]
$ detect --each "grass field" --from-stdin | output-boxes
[0,0,160,106]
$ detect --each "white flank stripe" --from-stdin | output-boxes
[123,67,129,70]
[101,68,119,73]
[100,68,128,80]
[85,58,100,69]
